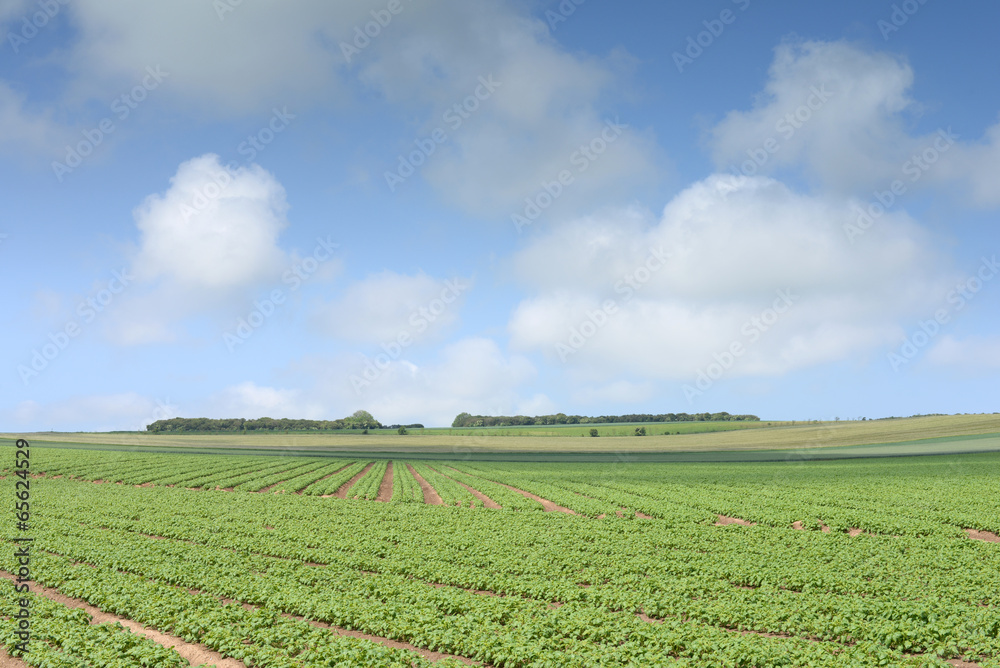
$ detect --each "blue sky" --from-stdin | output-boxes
[2,0,999,430]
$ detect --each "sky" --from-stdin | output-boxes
[2,0,999,431]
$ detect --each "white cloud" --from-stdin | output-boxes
[710,40,918,194]
[312,271,470,344]
[9,393,172,432]
[53,0,658,218]
[203,381,327,420]
[280,337,543,426]
[927,335,1000,371]
[0,0,31,24]
[0,81,67,154]
[508,174,958,381]
[62,0,360,114]
[107,154,292,344]
[709,39,1000,209]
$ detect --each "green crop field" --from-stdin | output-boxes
[6,413,1000,456]
[2,443,999,667]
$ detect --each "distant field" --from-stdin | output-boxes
[2,446,999,666]
[4,414,1000,459]
[410,420,787,437]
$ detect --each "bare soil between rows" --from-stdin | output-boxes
[407,464,443,505]
[324,462,374,499]
[714,514,756,527]
[0,570,244,668]
[0,643,29,667]
[428,466,501,508]
[448,468,575,514]
[376,461,394,502]
[965,528,1000,542]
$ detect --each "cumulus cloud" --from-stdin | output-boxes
[0,81,67,155]
[709,39,1000,209]
[312,271,471,344]
[927,335,1000,371]
[278,337,544,426]
[203,381,327,420]
[53,0,658,219]
[107,154,292,344]
[710,40,919,193]
[508,174,958,381]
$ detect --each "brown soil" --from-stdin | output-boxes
[323,462,374,499]
[847,528,864,537]
[0,571,245,668]
[406,464,443,505]
[965,528,1000,543]
[596,514,607,519]
[429,467,500,509]
[298,462,353,495]
[375,462,394,502]
[635,511,653,519]
[714,515,756,527]
[947,660,984,668]
[0,643,29,667]
[451,469,574,514]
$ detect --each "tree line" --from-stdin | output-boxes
[451,411,760,428]
[147,410,385,433]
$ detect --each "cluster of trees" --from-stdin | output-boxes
[451,411,759,428]
[147,410,382,433]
